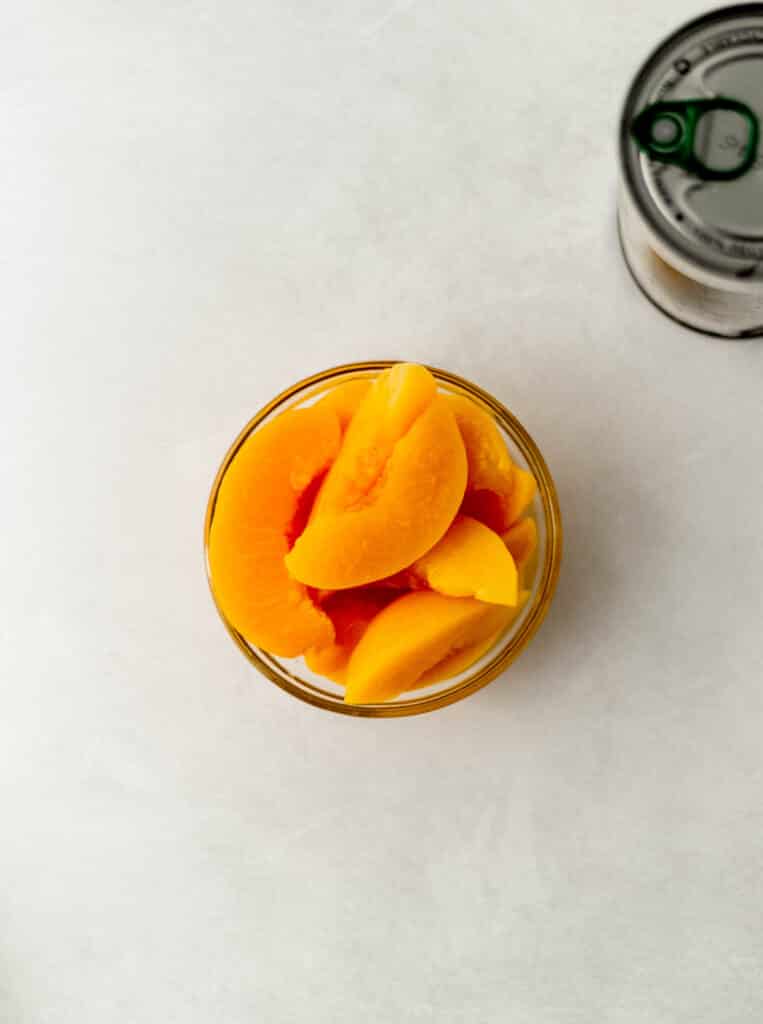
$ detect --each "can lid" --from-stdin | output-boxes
[621,5,763,285]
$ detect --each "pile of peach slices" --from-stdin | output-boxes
[208,364,538,704]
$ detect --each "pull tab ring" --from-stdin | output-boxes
[631,98,759,181]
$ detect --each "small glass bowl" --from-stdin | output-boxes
[204,362,563,717]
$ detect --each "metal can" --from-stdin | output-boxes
[618,5,763,337]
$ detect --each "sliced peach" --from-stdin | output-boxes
[315,378,371,432]
[311,363,437,517]
[305,589,392,684]
[448,393,515,531]
[448,394,513,485]
[411,515,518,606]
[502,467,537,527]
[414,630,505,687]
[415,590,531,687]
[286,368,467,589]
[344,592,510,704]
[208,405,340,657]
[502,517,538,569]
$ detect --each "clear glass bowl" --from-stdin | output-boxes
[204,362,563,717]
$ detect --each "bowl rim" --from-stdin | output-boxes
[204,361,563,717]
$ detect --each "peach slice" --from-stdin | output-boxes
[344,592,510,704]
[415,590,531,687]
[410,515,518,606]
[315,378,371,432]
[286,366,467,589]
[311,363,437,516]
[414,630,505,687]
[305,589,392,684]
[502,467,537,528]
[448,393,515,531]
[502,517,538,569]
[208,405,340,657]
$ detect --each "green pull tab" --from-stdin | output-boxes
[631,98,759,181]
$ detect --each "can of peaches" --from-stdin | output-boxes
[618,5,763,336]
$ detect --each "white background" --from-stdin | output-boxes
[3,2,763,1021]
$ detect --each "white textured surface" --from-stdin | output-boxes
[2,3,763,1022]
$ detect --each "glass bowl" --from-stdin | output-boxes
[204,362,563,717]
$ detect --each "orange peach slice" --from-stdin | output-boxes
[315,378,372,432]
[502,516,538,569]
[415,590,530,687]
[411,515,518,606]
[311,362,437,516]
[502,467,537,528]
[305,589,392,684]
[344,592,510,704]
[286,367,467,589]
[448,393,515,531]
[208,405,340,657]
[414,632,503,687]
